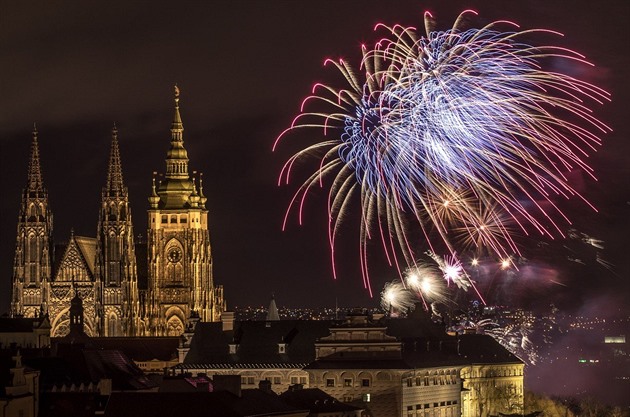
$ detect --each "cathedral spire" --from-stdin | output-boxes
[27,123,44,192]
[164,85,189,181]
[171,84,183,141]
[105,123,125,196]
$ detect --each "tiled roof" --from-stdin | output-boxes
[103,390,308,417]
[280,387,362,413]
[89,337,179,362]
[184,320,333,366]
[0,317,45,333]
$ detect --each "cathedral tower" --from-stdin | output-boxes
[146,86,220,336]
[94,124,140,336]
[11,125,53,317]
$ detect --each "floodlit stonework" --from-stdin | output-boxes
[10,88,225,337]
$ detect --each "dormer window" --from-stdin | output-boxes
[229,343,238,354]
[278,343,287,354]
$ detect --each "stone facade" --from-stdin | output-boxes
[10,88,224,337]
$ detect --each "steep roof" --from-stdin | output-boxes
[182,320,334,368]
[104,390,308,417]
[0,317,49,333]
[89,337,179,362]
[280,387,362,413]
[400,334,523,367]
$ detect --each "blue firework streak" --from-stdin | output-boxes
[274,10,610,298]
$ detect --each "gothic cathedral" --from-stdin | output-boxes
[10,87,225,337]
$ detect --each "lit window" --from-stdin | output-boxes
[344,378,352,387]
[299,377,307,384]
[362,393,371,402]
[273,377,281,385]
[326,378,335,387]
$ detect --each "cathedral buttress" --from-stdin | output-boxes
[11,125,53,318]
[95,124,140,336]
[146,86,222,336]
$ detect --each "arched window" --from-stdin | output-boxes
[167,315,184,336]
[108,314,119,336]
[27,237,38,283]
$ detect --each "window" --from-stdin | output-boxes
[170,215,177,223]
[299,377,307,384]
[247,377,254,385]
[361,378,370,387]
[416,377,422,386]
[180,215,187,223]
[344,378,352,387]
[362,393,371,402]
[343,395,353,403]
[326,378,335,387]
[273,377,281,385]
[291,377,298,384]
[407,378,413,387]
[440,402,446,407]
[161,215,167,223]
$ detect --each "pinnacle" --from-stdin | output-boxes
[27,125,44,192]
[105,123,125,196]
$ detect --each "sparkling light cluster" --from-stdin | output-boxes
[275,10,610,297]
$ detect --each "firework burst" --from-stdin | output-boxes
[275,10,610,297]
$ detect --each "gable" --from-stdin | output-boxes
[53,235,97,282]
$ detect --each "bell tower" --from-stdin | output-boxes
[95,124,140,336]
[11,125,54,317]
[146,86,221,336]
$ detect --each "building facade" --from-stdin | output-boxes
[177,312,524,417]
[10,87,225,337]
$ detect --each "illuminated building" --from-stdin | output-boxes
[9,87,225,337]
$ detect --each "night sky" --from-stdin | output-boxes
[1,0,628,313]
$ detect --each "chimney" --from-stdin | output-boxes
[213,374,241,397]
[258,379,273,394]
[222,311,235,331]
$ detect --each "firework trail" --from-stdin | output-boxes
[450,318,539,364]
[275,10,610,297]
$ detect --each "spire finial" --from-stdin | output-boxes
[174,84,180,106]
[105,124,125,196]
[27,126,44,192]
